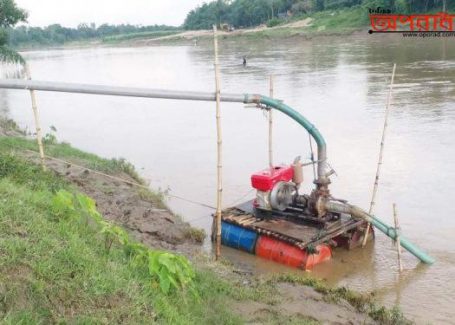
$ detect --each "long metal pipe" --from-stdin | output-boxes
[0,79,245,102]
[325,201,435,264]
[0,79,328,185]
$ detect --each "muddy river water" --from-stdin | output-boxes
[1,35,454,323]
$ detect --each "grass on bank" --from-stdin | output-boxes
[256,7,368,39]
[0,134,181,211]
[0,150,248,324]
[304,6,368,33]
[0,135,143,184]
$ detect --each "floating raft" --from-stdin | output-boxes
[221,200,368,270]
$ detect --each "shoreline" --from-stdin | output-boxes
[15,27,366,53]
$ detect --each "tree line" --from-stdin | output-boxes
[183,0,452,30]
[7,23,179,47]
[0,0,27,62]
[1,0,180,51]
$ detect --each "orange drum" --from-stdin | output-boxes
[255,235,332,270]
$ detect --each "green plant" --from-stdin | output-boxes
[99,221,130,252]
[50,189,196,294]
[148,251,196,294]
[127,242,150,266]
[75,192,102,222]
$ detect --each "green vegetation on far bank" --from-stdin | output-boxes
[7,23,180,49]
[183,0,454,31]
[298,5,369,33]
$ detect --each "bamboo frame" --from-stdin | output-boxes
[268,75,274,168]
[24,63,46,171]
[213,25,223,260]
[362,63,397,247]
[393,203,403,272]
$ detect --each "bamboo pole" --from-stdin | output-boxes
[268,75,274,168]
[213,25,223,260]
[362,63,397,247]
[393,203,403,272]
[309,134,317,181]
[24,63,46,171]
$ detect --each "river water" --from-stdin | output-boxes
[1,35,454,323]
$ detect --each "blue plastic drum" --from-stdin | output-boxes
[221,222,258,253]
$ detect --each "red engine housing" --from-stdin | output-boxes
[251,165,294,191]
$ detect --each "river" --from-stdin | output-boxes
[1,35,454,324]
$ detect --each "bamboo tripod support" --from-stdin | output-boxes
[213,25,223,260]
[268,75,274,168]
[393,203,403,272]
[362,63,397,247]
[24,64,46,171]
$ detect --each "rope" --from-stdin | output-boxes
[39,150,253,211]
[225,188,255,207]
[6,144,268,214]
[167,194,215,210]
[186,214,213,223]
[15,147,218,210]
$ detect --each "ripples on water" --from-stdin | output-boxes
[1,35,454,324]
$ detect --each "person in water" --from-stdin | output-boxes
[243,56,247,66]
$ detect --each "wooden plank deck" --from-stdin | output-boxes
[222,201,361,250]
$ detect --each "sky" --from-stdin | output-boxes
[15,0,207,27]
